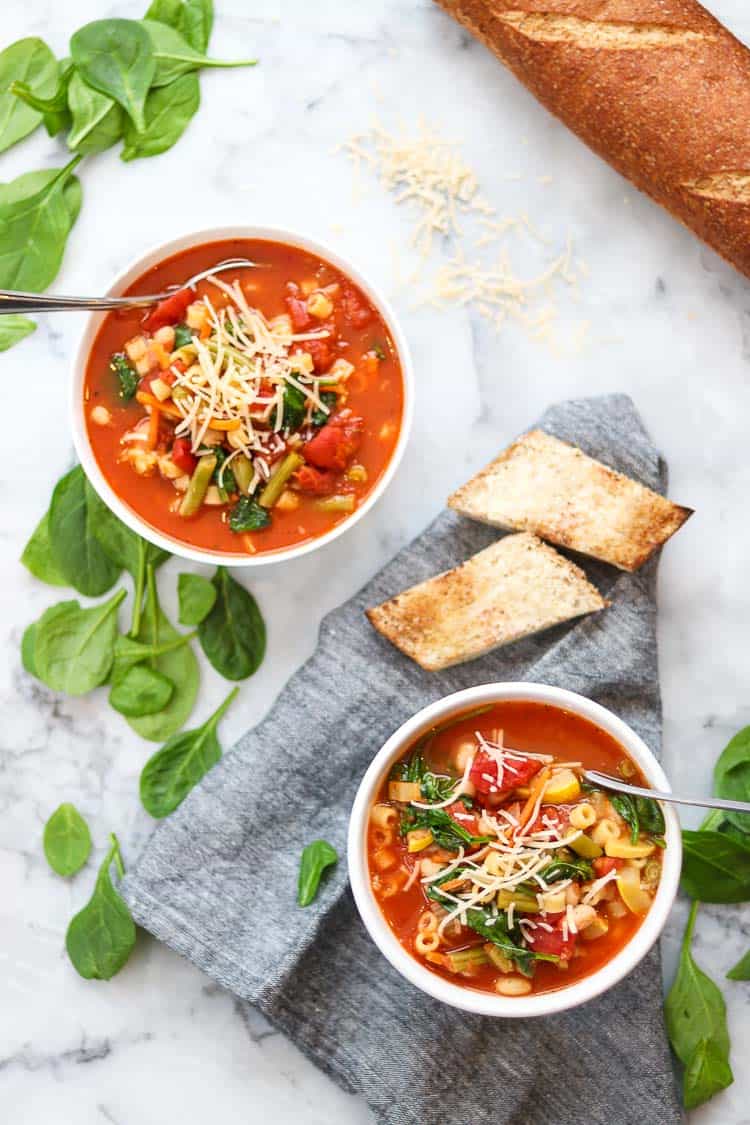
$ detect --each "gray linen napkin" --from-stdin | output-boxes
[124,393,682,1125]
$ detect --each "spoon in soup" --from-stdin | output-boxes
[0,257,266,315]
[584,770,750,816]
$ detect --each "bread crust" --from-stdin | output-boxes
[366,531,607,671]
[434,0,750,276]
[448,429,692,570]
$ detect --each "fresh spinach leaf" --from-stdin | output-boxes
[48,466,121,597]
[21,510,67,586]
[11,60,74,137]
[297,839,338,906]
[177,572,216,625]
[714,726,750,836]
[110,352,138,400]
[401,805,489,851]
[0,313,36,352]
[665,901,731,1067]
[311,390,338,428]
[43,803,92,876]
[110,629,195,684]
[21,621,38,677]
[109,663,174,717]
[273,382,306,430]
[229,496,270,533]
[67,72,125,155]
[173,322,192,347]
[611,794,640,844]
[142,20,256,88]
[65,834,136,980]
[145,0,214,53]
[33,590,125,695]
[70,19,155,134]
[0,38,58,154]
[197,568,265,680]
[683,1039,734,1110]
[681,830,750,903]
[539,858,593,884]
[127,566,199,741]
[140,687,237,817]
[121,72,200,161]
[0,156,82,292]
[727,950,750,981]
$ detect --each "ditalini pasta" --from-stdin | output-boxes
[367,700,665,998]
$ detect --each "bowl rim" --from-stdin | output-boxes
[70,224,415,567]
[347,681,682,1018]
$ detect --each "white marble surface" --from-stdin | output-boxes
[3,0,750,1120]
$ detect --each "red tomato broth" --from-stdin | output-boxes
[368,701,662,998]
[84,239,404,555]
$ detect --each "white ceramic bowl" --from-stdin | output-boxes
[348,682,681,1018]
[71,225,414,567]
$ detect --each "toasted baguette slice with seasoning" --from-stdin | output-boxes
[448,430,692,573]
[366,532,606,672]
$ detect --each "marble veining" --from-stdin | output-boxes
[3,0,750,1121]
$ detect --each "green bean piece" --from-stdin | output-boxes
[314,494,355,514]
[446,946,490,973]
[179,454,216,517]
[259,452,303,508]
[569,834,602,859]
[232,454,254,495]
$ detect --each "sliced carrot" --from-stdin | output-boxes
[517,767,551,833]
[134,390,240,431]
[204,417,241,431]
[146,406,161,450]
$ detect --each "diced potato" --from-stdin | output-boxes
[150,377,173,402]
[544,768,581,805]
[186,301,208,330]
[327,358,355,381]
[616,866,652,914]
[605,837,655,860]
[203,485,226,507]
[135,354,155,377]
[125,335,148,362]
[581,915,609,941]
[495,976,532,997]
[290,350,313,375]
[407,828,433,853]
[388,780,421,802]
[158,455,183,480]
[276,489,300,512]
[90,405,111,426]
[173,474,190,492]
[152,342,172,370]
[153,325,175,350]
[538,890,566,913]
[127,448,158,476]
[571,904,597,931]
[307,291,334,319]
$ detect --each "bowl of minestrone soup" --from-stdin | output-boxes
[348,683,681,1017]
[71,226,413,566]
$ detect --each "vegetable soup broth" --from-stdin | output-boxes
[84,239,404,555]
[368,702,665,998]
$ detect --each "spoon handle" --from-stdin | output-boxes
[0,290,160,314]
[584,770,750,815]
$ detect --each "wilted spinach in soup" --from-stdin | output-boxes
[84,239,404,556]
[368,701,665,997]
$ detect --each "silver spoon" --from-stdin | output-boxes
[0,257,265,315]
[585,769,750,816]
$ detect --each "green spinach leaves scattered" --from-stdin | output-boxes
[43,803,92,876]
[177,572,216,625]
[110,352,138,400]
[140,687,237,817]
[71,19,156,133]
[198,568,266,680]
[0,314,36,351]
[665,901,733,1109]
[0,37,58,154]
[65,834,136,980]
[48,467,122,597]
[297,840,338,907]
[33,590,125,695]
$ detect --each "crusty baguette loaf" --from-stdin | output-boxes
[433,0,750,276]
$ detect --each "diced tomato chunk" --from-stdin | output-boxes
[285,295,312,331]
[305,338,334,373]
[525,914,577,960]
[144,288,194,332]
[445,801,482,838]
[593,857,623,877]
[294,465,339,495]
[469,750,542,797]
[304,413,363,471]
[171,437,197,476]
[341,284,373,328]
[526,805,570,836]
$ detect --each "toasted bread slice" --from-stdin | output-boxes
[448,430,692,572]
[366,532,607,672]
